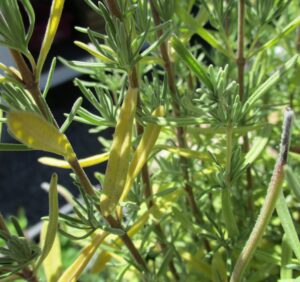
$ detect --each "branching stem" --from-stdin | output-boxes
[10,45,148,276]
[149,0,203,228]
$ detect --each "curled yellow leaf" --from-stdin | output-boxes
[36,173,59,268]
[74,41,115,63]
[40,223,62,282]
[36,0,65,78]
[100,88,138,215]
[155,145,210,160]
[7,111,75,160]
[58,232,108,282]
[120,105,165,203]
[38,152,109,168]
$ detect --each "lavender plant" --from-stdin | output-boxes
[0,0,299,281]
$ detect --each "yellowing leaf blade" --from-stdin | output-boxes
[40,222,63,282]
[7,111,75,159]
[36,173,59,270]
[38,152,109,169]
[74,41,115,63]
[58,232,108,282]
[100,88,138,215]
[120,105,164,202]
[36,0,65,78]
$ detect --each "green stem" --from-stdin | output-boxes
[230,108,293,282]
[222,125,239,238]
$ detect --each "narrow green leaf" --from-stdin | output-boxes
[249,16,300,57]
[43,57,57,98]
[281,235,293,279]
[0,143,32,151]
[188,123,268,135]
[141,115,204,126]
[175,8,233,58]
[246,55,298,108]
[36,173,59,269]
[157,248,174,277]
[10,216,24,237]
[170,35,213,89]
[276,191,300,262]
[284,166,300,201]
[242,126,271,169]
[60,97,83,133]
[20,0,35,43]
[155,187,177,198]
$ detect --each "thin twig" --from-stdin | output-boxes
[10,43,148,276]
[129,63,180,281]
[236,0,253,211]
[105,215,149,273]
[149,0,203,228]
[9,50,51,122]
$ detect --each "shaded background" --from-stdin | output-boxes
[0,0,108,224]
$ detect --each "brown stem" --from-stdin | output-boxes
[9,50,50,121]
[0,213,10,234]
[237,0,245,101]
[10,45,148,276]
[106,0,122,19]
[150,0,202,224]
[21,268,39,282]
[236,0,253,210]
[129,65,180,280]
[68,158,97,198]
[105,215,149,272]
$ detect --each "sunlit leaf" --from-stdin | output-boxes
[36,0,65,78]
[7,111,75,160]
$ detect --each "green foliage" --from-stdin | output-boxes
[0,0,300,281]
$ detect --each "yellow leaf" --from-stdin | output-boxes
[58,232,108,282]
[36,0,65,78]
[7,111,75,160]
[40,222,63,282]
[100,88,138,215]
[155,145,210,160]
[120,105,165,203]
[38,152,109,168]
[74,41,115,63]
